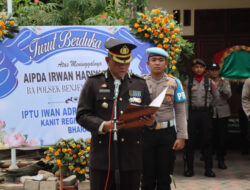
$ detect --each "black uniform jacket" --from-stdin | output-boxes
[76,70,151,171]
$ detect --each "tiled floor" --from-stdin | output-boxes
[78,150,250,190]
[172,151,250,190]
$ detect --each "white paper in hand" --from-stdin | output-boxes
[149,87,168,107]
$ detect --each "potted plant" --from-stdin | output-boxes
[44,138,91,189]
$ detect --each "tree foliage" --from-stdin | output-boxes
[1,0,149,26]
[12,0,59,26]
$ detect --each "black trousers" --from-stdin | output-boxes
[185,111,213,170]
[239,109,250,153]
[248,121,250,142]
[89,168,141,190]
[142,127,176,190]
[212,117,228,160]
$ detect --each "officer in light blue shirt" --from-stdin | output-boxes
[142,47,188,190]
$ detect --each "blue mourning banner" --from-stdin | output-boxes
[0,26,153,148]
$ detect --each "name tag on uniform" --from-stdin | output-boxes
[129,97,142,104]
[174,78,186,102]
[129,90,141,97]
[99,89,111,93]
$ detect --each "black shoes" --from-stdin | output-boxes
[205,169,216,177]
[184,169,216,177]
[218,160,227,169]
[184,169,194,177]
[241,149,249,155]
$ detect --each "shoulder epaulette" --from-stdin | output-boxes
[167,75,176,80]
[130,73,144,80]
[167,75,178,84]
[88,71,106,78]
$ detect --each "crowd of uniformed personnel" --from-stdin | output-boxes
[76,38,250,190]
[183,59,233,178]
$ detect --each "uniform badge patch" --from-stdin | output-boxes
[166,96,172,102]
[129,90,142,104]
[129,97,142,104]
[129,90,141,97]
[174,78,186,102]
[166,89,174,95]
[134,97,142,103]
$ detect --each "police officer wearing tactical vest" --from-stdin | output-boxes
[183,58,219,177]
[142,47,188,190]
[208,63,232,169]
[76,38,154,190]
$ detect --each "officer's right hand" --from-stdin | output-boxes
[103,121,114,132]
[103,120,124,132]
[140,115,155,127]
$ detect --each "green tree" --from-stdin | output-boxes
[0,1,6,12]
[13,0,59,26]
[84,0,149,25]
[57,0,107,25]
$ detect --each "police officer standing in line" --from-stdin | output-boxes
[242,77,250,149]
[183,58,219,177]
[76,38,154,190]
[142,47,188,190]
[208,63,232,169]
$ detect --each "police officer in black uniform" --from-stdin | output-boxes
[76,38,154,190]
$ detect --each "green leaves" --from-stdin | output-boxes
[52,165,59,173]
[18,0,107,26]
[179,38,194,60]
[76,172,86,181]
[61,165,68,174]
[12,0,59,26]
[0,1,5,12]
[64,155,73,162]
[0,13,19,42]
[4,0,149,26]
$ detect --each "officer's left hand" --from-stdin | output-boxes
[172,139,185,150]
[139,115,155,127]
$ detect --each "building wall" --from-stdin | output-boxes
[148,0,250,35]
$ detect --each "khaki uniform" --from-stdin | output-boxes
[213,79,231,118]
[142,73,187,190]
[184,77,218,117]
[242,78,250,119]
[145,73,187,138]
[212,79,232,162]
